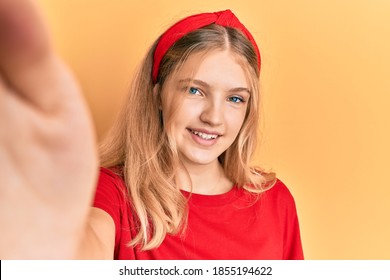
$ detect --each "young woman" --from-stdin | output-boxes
[93,10,304,259]
[0,1,303,259]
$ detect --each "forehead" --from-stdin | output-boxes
[169,49,249,89]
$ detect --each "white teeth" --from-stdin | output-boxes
[192,130,218,140]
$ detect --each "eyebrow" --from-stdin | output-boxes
[178,78,251,95]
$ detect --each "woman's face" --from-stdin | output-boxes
[160,49,250,169]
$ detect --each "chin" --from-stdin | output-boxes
[183,152,221,166]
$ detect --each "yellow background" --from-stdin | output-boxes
[37,0,390,259]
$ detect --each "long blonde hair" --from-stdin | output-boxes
[99,24,275,250]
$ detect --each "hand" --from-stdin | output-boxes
[0,0,98,259]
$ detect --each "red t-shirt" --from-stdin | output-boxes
[93,167,304,259]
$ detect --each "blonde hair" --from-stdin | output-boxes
[99,24,276,250]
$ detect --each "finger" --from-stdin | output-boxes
[0,0,80,112]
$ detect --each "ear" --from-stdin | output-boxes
[153,83,162,110]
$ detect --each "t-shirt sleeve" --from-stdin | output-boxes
[93,167,128,245]
[274,180,304,260]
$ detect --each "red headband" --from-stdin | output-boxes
[152,9,261,83]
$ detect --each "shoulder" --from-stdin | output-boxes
[98,167,126,189]
[99,166,124,182]
[265,179,294,196]
[260,179,298,210]
[95,167,128,204]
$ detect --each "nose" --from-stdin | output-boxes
[200,98,224,126]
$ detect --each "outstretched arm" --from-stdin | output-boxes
[0,0,100,259]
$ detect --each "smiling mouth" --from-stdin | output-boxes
[189,129,220,140]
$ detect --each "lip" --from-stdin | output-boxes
[187,128,222,147]
[188,128,223,136]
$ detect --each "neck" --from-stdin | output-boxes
[177,160,233,195]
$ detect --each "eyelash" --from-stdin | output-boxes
[185,86,246,104]
[188,86,201,95]
[228,96,245,103]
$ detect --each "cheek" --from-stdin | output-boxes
[177,99,203,121]
[161,99,185,130]
[169,107,192,135]
[226,108,247,134]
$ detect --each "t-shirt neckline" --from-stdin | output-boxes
[180,184,244,207]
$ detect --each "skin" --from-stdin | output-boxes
[0,0,98,259]
[160,50,250,195]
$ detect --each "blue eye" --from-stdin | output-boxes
[188,87,200,95]
[228,96,245,103]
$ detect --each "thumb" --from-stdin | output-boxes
[0,0,79,112]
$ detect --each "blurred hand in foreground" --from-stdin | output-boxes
[0,0,98,259]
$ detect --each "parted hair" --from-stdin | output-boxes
[99,24,276,250]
